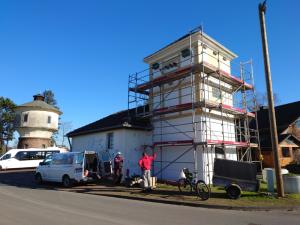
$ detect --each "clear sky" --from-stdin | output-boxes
[1,0,299,132]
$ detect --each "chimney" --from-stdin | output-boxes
[33,94,45,101]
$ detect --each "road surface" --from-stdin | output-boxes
[0,182,299,225]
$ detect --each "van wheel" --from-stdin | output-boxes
[35,173,43,185]
[62,175,72,188]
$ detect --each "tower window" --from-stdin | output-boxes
[181,49,191,58]
[47,116,51,124]
[24,114,28,122]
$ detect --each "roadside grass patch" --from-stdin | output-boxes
[154,181,300,207]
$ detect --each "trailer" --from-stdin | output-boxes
[212,158,260,199]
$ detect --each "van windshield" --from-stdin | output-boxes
[52,154,74,165]
[1,154,11,160]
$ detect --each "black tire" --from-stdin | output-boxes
[178,178,192,194]
[35,173,43,185]
[62,175,72,188]
[226,184,241,199]
[196,180,210,200]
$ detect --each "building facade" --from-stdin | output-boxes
[67,109,152,177]
[129,29,260,183]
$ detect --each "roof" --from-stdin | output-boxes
[254,101,300,134]
[67,107,151,138]
[17,100,62,114]
[251,101,300,149]
[144,28,237,63]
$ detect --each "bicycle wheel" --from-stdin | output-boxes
[178,178,192,194]
[196,180,210,200]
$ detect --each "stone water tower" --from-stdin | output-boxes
[15,94,62,149]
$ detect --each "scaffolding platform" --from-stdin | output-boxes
[153,139,258,147]
[152,100,255,117]
[129,63,254,94]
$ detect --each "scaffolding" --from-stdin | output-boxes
[128,27,261,183]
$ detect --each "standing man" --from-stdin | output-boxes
[113,152,124,184]
[138,152,157,191]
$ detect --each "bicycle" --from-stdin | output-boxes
[177,168,210,200]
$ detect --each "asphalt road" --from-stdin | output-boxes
[0,170,299,225]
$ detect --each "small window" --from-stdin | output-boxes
[24,144,29,149]
[15,151,30,161]
[152,63,160,70]
[24,114,28,122]
[47,116,51,124]
[181,48,191,58]
[42,144,46,148]
[212,87,221,99]
[107,132,114,149]
[282,147,290,157]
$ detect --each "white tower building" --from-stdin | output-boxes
[15,94,62,149]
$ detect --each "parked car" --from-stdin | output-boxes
[0,148,67,170]
[35,151,100,187]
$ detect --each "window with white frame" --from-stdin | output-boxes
[107,132,114,149]
[212,87,221,100]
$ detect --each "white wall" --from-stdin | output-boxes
[16,110,59,138]
[71,128,152,178]
[153,145,237,183]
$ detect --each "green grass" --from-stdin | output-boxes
[153,181,300,207]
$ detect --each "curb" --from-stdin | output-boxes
[78,191,300,212]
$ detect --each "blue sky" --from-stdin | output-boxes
[1,0,299,132]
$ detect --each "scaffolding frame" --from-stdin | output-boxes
[128,27,261,183]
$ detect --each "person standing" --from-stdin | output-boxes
[113,152,124,184]
[138,152,157,191]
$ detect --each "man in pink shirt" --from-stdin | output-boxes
[138,152,157,190]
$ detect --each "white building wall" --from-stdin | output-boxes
[71,129,152,178]
[15,110,59,138]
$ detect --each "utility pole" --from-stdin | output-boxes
[258,1,284,197]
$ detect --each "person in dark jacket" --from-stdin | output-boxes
[113,152,124,184]
[138,152,157,190]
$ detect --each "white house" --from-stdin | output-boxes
[67,108,152,177]
[69,29,259,183]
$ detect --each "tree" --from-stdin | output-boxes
[42,90,61,146]
[246,92,280,111]
[57,121,72,148]
[43,90,58,109]
[0,97,16,152]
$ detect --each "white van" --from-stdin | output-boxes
[0,148,67,170]
[35,151,100,187]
